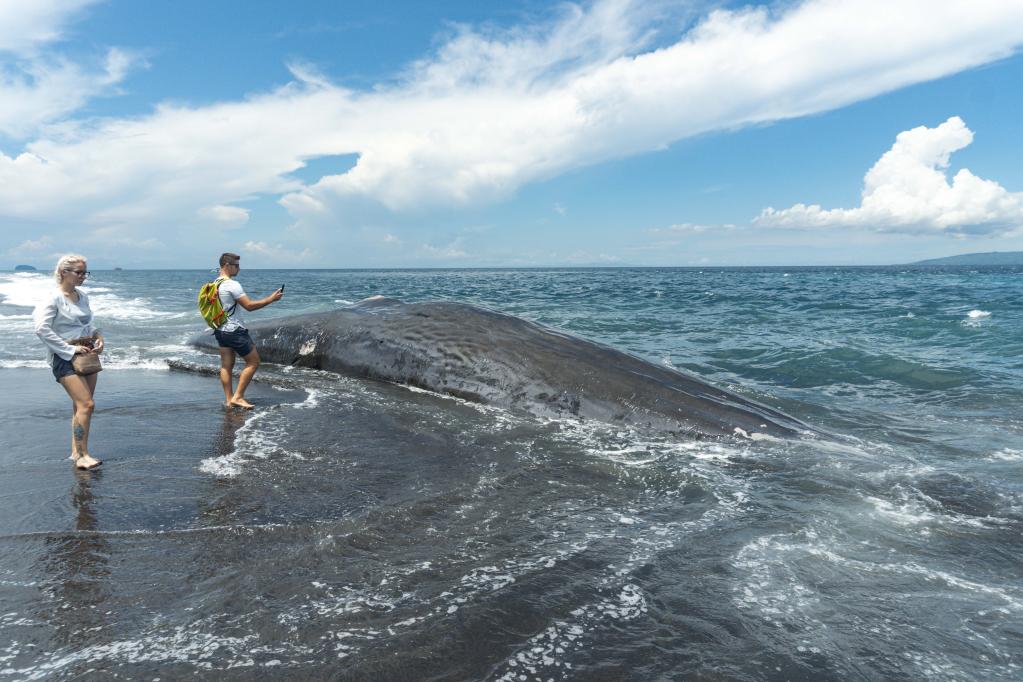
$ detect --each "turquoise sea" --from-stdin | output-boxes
[0,266,1020,680]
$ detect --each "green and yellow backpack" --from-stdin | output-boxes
[197,276,237,329]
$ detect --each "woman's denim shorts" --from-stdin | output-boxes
[52,354,76,383]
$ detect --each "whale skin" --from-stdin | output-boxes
[190,296,813,439]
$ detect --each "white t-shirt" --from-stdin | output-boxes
[216,278,246,331]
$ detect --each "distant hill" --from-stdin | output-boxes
[910,251,1023,266]
[14,264,37,272]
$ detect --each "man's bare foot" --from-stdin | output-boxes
[229,397,255,410]
[74,453,102,470]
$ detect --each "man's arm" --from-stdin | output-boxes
[235,288,283,312]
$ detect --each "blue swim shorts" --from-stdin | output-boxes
[52,354,76,383]
[214,328,255,357]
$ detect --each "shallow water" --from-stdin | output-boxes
[1,267,1021,680]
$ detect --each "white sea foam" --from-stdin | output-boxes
[865,494,937,528]
[1,354,187,371]
[0,273,179,322]
[0,618,317,679]
[147,343,194,355]
[292,388,322,409]
[199,411,277,477]
[198,390,322,476]
[50,344,181,371]
[0,273,51,308]
[492,577,652,681]
[103,357,174,371]
[553,416,749,470]
[731,520,1023,656]
[0,360,48,369]
[485,467,747,680]
[986,448,1023,462]
[197,408,278,478]
[276,467,743,678]
[732,532,842,637]
[85,291,179,321]
[962,309,992,328]
[296,500,675,674]
[902,563,1023,611]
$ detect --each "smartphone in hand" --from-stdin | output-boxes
[280,284,285,293]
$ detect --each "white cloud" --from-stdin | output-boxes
[0,1,140,138]
[755,116,1023,235]
[419,238,469,260]
[562,250,623,265]
[0,47,139,138]
[86,225,165,251]
[244,240,273,255]
[199,204,250,227]
[0,0,97,54]
[8,235,54,254]
[652,222,738,234]
[242,240,312,264]
[5,233,62,264]
[634,222,739,252]
[2,0,1023,244]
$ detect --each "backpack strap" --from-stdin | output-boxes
[214,276,238,319]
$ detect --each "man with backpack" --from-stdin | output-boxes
[200,252,283,409]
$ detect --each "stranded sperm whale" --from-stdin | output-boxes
[190,296,813,439]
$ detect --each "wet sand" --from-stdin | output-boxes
[4,359,1020,681]
[0,367,295,536]
[0,367,313,679]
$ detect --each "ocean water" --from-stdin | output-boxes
[0,266,1020,680]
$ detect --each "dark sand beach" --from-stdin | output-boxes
[1,368,315,678]
[5,363,683,680]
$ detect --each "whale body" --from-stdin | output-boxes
[190,297,813,439]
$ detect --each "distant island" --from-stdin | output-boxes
[14,264,37,272]
[909,251,1023,266]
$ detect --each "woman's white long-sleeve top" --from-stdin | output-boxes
[33,288,100,362]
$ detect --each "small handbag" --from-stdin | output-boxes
[70,337,103,376]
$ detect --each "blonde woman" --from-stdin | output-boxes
[33,255,105,470]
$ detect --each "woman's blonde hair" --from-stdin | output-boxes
[53,254,87,284]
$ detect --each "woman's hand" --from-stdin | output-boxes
[92,336,104,354]
[73,344,91,355]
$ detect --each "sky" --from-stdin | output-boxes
[2,0,1023,269]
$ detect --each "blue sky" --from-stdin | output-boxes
[2,0,1023,268]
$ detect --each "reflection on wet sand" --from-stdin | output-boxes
[198,408,254,527]
[41,471,111,649]
[214,408,251,456]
